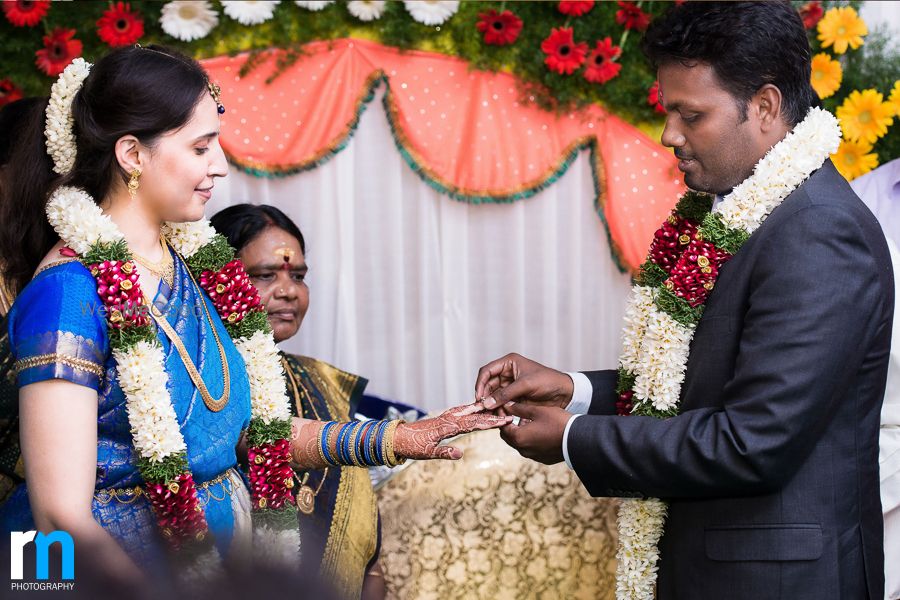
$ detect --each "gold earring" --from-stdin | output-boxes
[127,169,141,198]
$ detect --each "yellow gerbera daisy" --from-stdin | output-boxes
[817,6,867,54]
[889,80,900,117]
[831,138,879,181]
[810,53,842,99]
[836,89,894,144]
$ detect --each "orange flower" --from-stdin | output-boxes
[817,6,867,54]
[810,53,842,99]
[831,138,878,181]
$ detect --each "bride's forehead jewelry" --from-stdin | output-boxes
[134,43,225,114]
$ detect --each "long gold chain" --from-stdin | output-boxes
[143,252,231,412]
[131,236,174,287]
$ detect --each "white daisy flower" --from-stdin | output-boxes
[221,0,280,25]
[295,0,333,10]
[347,0,385,21]
[160,1,219,42]
[403,0,459,26]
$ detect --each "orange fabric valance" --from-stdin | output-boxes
[201,38,686,272]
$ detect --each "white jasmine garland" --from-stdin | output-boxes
[45,58,91,175]
[234,330,292,423]
[46,186,124,255]
[221,0,280,25]
[159,1,219,42]
[403,0,459,26]
[347,0,385,21]
[613,106,842,599]
[162,219,217,258]
[253,525,301,568]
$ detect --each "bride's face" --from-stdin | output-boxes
[139,94,228,222]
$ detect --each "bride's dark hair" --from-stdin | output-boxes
[0,45,209,297]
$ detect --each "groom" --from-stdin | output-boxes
[476,3,891,599]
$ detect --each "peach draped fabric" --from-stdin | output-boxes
[201,38,686,272]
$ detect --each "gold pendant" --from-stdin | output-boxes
[297,485,315,514]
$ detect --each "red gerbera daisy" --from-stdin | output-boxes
[97,2,144,47]
[615,1,650,32]
[648,80,666,114]
[0,79,24,108]
[558,1,594,17]
[35,28,83,77]
[476,9,523,46]
[2,0,50,27]
[798,1,823,30]
[584,37,622,85]
[541,27,588,76]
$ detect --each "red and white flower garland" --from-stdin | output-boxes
[612,106,842,599]
[44,59,300,577]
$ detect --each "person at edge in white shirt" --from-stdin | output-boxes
[850,157,900,600]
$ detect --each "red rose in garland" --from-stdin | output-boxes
[541,27,588,76]
[584,37,622,85]
[476,9,523,46]
[615,1,650,32]
[97,2,145,48]
[2,0,50,27]
[35,28,83,77]
[557,1,594,17]
[798,1,823,30]
[0,79,23,108]
[648,80,666,114]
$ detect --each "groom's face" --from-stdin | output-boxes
[657,61,760,196]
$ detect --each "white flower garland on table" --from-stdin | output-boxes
[43,58,301,579]
[347,0,385,22]
[613,106,841,600]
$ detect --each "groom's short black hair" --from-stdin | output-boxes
[641,1,817,126]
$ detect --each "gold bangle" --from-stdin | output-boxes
[314,421,329,467]
[384,420,407,467]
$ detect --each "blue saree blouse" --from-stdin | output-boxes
[0,247,253,573]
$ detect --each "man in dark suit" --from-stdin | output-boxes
[475,3,892,599]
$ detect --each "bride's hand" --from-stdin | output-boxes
[393,402,512,461]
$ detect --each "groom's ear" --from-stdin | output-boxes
[753,84,785,134]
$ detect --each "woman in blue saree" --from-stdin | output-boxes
[0,47,508,586]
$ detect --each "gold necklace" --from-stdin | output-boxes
[282,355,328,514]
[132,236,174,287]
[143,252,231,412]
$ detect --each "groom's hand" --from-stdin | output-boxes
[475,353,573,411]
[499,402,570,465]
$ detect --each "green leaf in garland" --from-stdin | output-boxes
[83,239,131,264]
[636,260,668,288]
[699,212,750,256]
[225,309,272,340]
[108,323,157,351]
[183,234,235,274]
[631,399,678,419]
[247,417,292,447]
[616,367,636,395]
[674,191,714,223]
[252,507,300,529]
[654,287,704,327]
[137,452,190,484]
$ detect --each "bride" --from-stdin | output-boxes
[0,45,508,585]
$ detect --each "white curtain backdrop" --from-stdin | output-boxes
[210,86,634,413]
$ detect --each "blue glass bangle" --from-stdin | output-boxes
[360,420,377,466]
[353,420,371,466]
[321,421,338,466]
[374,420,389,465]
[334,422,349,465]
[341,422,357,466]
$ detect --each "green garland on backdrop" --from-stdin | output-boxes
[0,0,896,164]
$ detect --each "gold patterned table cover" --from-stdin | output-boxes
[376,429,619,600]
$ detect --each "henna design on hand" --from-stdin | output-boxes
[393,403,512,460]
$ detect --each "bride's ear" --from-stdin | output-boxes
[113,134,146,178]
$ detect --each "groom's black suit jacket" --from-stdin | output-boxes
[570,161,892,599]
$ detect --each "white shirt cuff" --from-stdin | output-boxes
[562,414,582,470]
[564,372,593,415]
